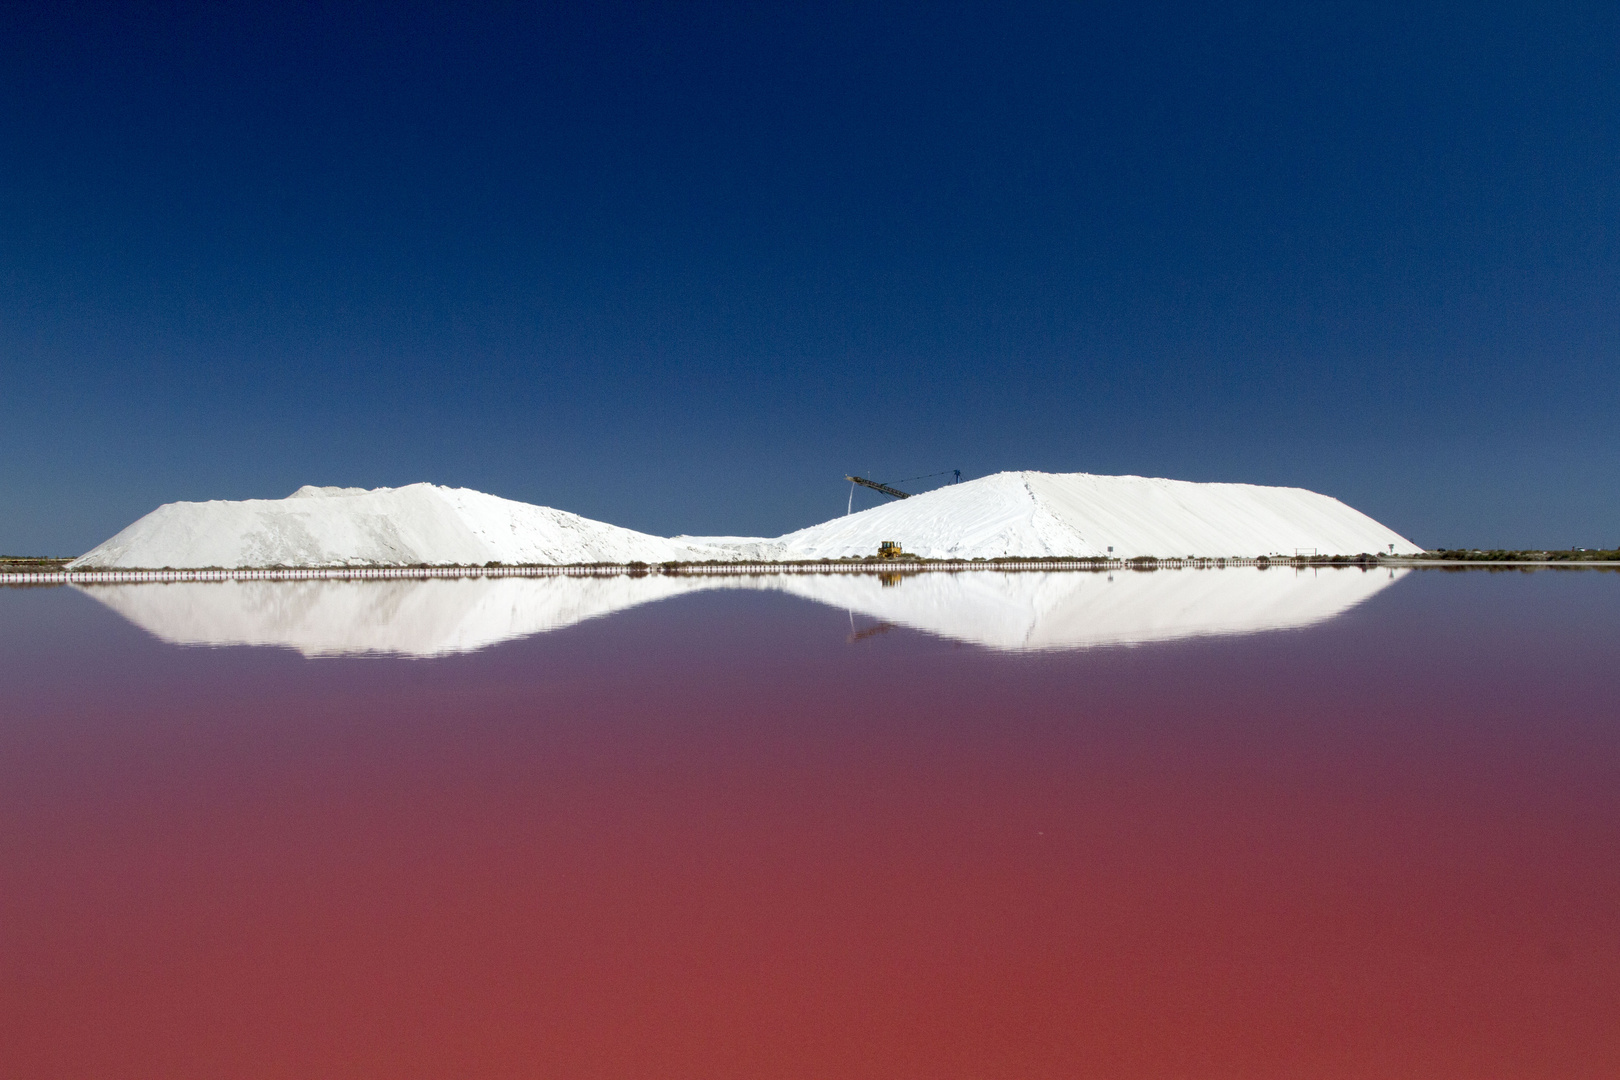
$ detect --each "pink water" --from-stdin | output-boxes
[2,572,1618,1078]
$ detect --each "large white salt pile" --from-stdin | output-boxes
[69,484,735,569]
[692,471,1420,559]
[72,470,1420,568]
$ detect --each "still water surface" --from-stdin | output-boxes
[2,568,1617,1078]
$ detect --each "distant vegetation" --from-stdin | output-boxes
[1414,548,1620,563]
[0,556,71,570]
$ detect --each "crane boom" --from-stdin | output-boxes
[845,475,911,500]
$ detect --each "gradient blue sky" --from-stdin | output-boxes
[3,1,1617,553]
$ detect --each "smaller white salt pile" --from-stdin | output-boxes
[69,484,733,569]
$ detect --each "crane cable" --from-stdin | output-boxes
[847,468,961,516]
[893,469,961,484]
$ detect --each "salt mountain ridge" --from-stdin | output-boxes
[69,471,1422,569]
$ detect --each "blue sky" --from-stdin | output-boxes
[3,2,1617,553]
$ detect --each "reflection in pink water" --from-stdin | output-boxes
[2,571,1618,1078]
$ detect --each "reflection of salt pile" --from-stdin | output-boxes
[79,566,1405,657]
[78,575,731,657]
[69,484,736,570]
[762,567,1406,650]
[697,471,1421,560]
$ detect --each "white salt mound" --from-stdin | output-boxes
[71,470,1421,569]
[69,483,734,569]
[693,470,1420,560]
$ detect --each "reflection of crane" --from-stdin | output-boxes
[847,620,896,643]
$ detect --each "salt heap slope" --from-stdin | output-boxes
[69,484,733,569]
[768,471,1421,559]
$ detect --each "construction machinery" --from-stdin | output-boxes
[878,541,904,559]
[845,470,961,503]
[846,475,912,500]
